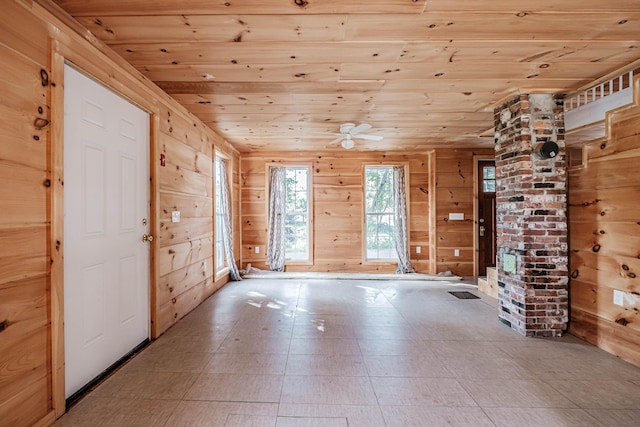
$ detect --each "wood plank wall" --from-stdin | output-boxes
[240,149,491,274]
[435,149,494,276]
[0,1,239,425]
[240,151,433,272]
[568,75,640,367]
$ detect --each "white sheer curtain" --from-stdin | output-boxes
[267,167,286,271]
[218,158,242,280]
[393,166,415,273]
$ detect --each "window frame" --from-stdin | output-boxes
[266,163,314,266]
[214,153,231,279]
[362,163,410,264]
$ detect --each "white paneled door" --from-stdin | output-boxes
[63,64,150,398]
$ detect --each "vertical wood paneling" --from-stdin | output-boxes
[568,76,640,368]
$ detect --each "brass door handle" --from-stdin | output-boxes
[142,234,154,242]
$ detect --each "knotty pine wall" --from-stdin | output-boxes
[0,1,238,425]
[568,75,640,367]
[435,149,494,276]
[240,149,492,274]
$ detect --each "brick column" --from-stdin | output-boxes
[494,94,568,337]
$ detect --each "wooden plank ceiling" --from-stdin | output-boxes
[53,0,640,152]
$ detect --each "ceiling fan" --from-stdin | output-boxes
[327,123,383,149]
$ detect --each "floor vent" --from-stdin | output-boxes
[448,291,480,300]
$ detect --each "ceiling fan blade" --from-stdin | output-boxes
[349,123,372,135]
[328,136,344,145]
[353,134,383,141]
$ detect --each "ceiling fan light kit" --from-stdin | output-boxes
[327,122,383,149]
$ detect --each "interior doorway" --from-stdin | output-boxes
[477,160,496,276]
[63,64,151,399]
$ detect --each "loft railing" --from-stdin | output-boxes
[565,70,635,112]
[564,69,637,132]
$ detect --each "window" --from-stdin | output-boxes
[483,166,496,193]
[365,166,396,260]
[214,157,227,273]
[285,167,310,261]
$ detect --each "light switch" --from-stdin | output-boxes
[171,211,180,223]
[613,289,624,307]
[416,246,421,254]
[255,246,260,254]
[454,249,460,257]
[449,213,464,220]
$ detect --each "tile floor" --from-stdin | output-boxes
[54,278,640,426]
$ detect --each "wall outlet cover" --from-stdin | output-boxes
[449,212,464,220]
[171,211,180,223]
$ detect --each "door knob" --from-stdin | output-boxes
[142,234,154,242]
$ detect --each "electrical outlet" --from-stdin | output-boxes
[454,249,460,257]
[416,246,421,254]
[613,289,624,307]
[255,246,260,254]
[171,211,180,223]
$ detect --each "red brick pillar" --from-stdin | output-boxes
[494,94,568,337]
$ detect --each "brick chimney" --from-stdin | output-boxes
[494,94,569,337]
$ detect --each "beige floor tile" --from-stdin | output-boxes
[275,417,347,427]
[164,401,278,427]
[59,279,640,425]
[281,375,377,405]
[349,314,408,327]
[294,314,353,327]
[495,336,605,360]
[364,354,453,378]
[292,322,356,339]
[357,339,429,356]
[285,354,367,376]
[371,377,476,406]
[459,379,578,408]
[230,317,295,337]
[225,414,278,426]
[355,325,420,340]
[204,352,288,375]
[148,333,226,353]
[90,371,199,400]
[122,348,212,373]
[217,335,291,354]
[53,396,179,426]
[483,407,602,427]
[547,380,640,409]
[185,373,284,402]
[162,317,235,338]
[289,337,361,355]
[442,356,535,380]
[429,340,509,359]
[516,356,640,381]
[381,406,495,427]
[277,404,386,427]
[585,409,640,426]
